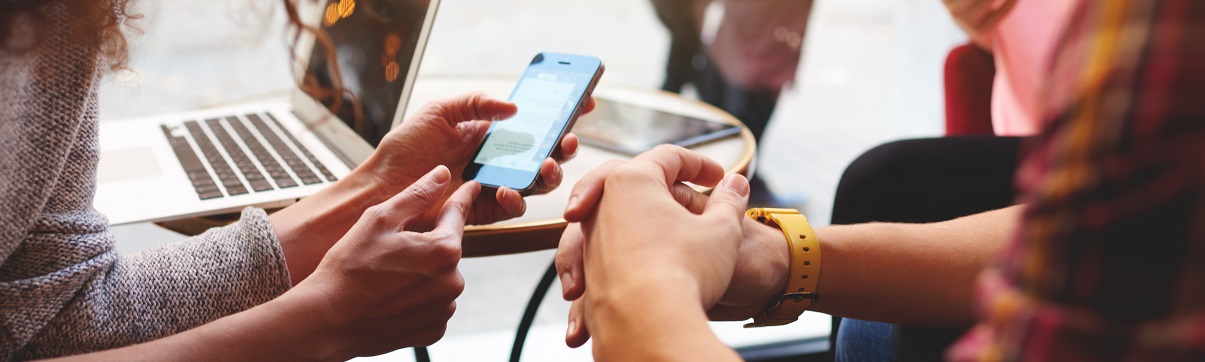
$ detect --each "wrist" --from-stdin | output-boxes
[587,274,716,359]
[349,155,417,203]
[270,169,391,285]
[270,283,351,361]
[745,217,792,308]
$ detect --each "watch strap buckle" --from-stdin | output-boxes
[743,291,818,328]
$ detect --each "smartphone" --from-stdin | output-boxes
[462,53,604,195]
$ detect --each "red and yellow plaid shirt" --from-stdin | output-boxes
[949,0,1205,360]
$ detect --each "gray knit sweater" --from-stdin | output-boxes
[1,4,293,360]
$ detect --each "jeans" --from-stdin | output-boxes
[836,319,966,362]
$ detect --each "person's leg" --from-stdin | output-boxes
[650,0,703,94]
[835,319,900,362]
[831,136,1022,224]
[829,136,1024,361]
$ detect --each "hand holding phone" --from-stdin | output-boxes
[463,53,605,195]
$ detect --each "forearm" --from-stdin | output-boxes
[45,291,341,362]
[270,164,403,285]
[589,277,741,362]
[809,205,1021,327]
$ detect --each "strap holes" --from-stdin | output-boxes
[802,274,809,279]
[803,261,811,266]
[802,247,810,252]
[799,234,807,239]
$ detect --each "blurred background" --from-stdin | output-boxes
[102,0,963,360]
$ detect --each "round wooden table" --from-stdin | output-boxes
[160,76,756,257]
[405,76,756,256]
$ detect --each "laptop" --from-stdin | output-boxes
[95,0,441,225]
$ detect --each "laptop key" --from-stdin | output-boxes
[226,186,249,196]
[249,180,274,192]
[301,176,322,185]
[199,191,225,200]
[276,178,298,189]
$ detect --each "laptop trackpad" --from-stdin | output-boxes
[98,148,164,183]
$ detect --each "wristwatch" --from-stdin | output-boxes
[744,208,821,328]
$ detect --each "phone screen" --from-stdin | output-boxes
[464,53,603,192]
[474,75,577,172]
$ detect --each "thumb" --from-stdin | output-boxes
[703,174,750,222]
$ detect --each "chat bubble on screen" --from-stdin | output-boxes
[474,77,576,171]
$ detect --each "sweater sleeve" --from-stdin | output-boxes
[12,208,292,360]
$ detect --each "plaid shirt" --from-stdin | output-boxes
[948,0,1205,360]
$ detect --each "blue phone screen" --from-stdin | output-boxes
[474,72,580,172]
[465,53,602,192]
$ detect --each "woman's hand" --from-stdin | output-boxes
[279,165,474,358]
[361,93,592,230]
[271,92,591,285]
[942,0,1018,51]
[553,145,752,359]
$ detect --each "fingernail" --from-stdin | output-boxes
[566,195,579,212]
[429,165,451,184]
[724,174,750,197]
[560,271,573,294]
[567,319,578,337]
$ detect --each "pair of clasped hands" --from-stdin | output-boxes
[285,93,787,359]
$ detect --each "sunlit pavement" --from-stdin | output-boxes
[101,0,962,360]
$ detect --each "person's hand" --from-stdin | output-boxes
[357,92,594,230]
[942,0,1018,51]
[554,145,772,347]
[278,165,474,358]
[556,147,791,347]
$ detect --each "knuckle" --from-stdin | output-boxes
[405,180,440,206]
[363,205,391,223]
[438,301,458,321]
[651,144,685,154]
[416,326,448,346]
[428,239,462,267]
[443,272,466,298]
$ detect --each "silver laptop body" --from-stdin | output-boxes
[96,0,441,225]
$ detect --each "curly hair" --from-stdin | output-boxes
[0,0,140,71]
[1,0,353,125]
[0,0,316,73]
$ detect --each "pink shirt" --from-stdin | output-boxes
[990,0,1079,136]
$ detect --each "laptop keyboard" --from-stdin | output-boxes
[264,113,339,182]
[162,112,335,200]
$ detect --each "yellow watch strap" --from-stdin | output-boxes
[744,208,821,328]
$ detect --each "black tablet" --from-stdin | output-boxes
[573,99,742,156]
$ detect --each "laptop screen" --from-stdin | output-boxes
[302,0,432,147]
